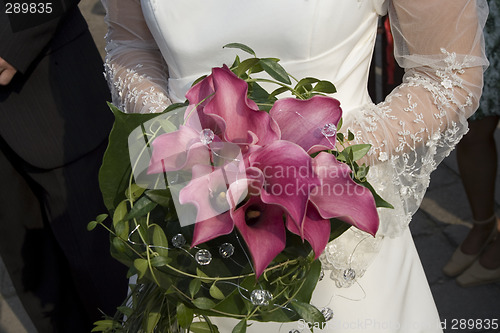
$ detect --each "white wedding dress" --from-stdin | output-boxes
[101,0,488,332]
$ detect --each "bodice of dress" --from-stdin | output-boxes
[140,0,383,111]
[101,0,488,287]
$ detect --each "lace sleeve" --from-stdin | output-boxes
[101,0,171,114]
[345,0,488,237]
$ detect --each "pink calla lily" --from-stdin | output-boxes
[184,163,247,247]
[286,203,331,260]
[186,65,280,146]
[309,152,379,236]
[148,125,213,174]
[269,95,342,153]
[180,165,234,222]
[248,140,321,226]
[191,212,235,247]
[184,70,221,135]
[231,196,286,278]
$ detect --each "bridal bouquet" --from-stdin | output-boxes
[90,44,391,333]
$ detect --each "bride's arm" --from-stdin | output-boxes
[101,0,171,113]
[344,0,488,234]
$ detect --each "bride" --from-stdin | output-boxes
[100,0,488,332]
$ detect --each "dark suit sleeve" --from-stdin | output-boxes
[0,0,81,73]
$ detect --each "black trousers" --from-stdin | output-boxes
[0,137,127,333]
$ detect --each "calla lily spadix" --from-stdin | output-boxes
[231,195,287,278]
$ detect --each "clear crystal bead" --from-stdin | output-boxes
[319,268,325,281]
[195,249,212,265]
[321,307,334,321]
[320,123,337,137]
[200,129,215,145]
[250,289,273,306]
[171,234,186,248]
[343,268,356,281]
[219,243,235,258]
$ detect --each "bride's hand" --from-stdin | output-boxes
[0,56,17,86]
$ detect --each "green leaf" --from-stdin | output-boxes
[125,183,146,202]
[206,319,220,333]
[99,103,161,211]
[126,265,137,278]
[189,278,202,298]
[329,219,352,241]
[150,255,170,267]
[223,43,256,57]
[232,319,247,333]
[209,283,225,300]
[259,58,291,84]
[248,62,264,74]
[269,86,290,99]
[235,58,260,77]
[117,306,133,317]
[158,118,178,133]
[192,297,216,310]
[339,144,371,163]
[358,181,394,209]
[151,224,169,256]
[145,189,172,207]
[189,321,217,333]
[196,268,212,283]
[134,258,149,279]
[177,303,194,329]
[295,77,320,91]
[290,300,325,326]
[111,236,128,254]
[356,164,369,180]
[230,55,241,69]
[347,130,355,141]
[336,154,346,162]
[87,221,98,231]
[290,260,321,303]
[96,214,108,224]
[164,100,190,112]
[313,80,337,94]
[337,132,345,143]
[337,117,343,131]
[145,311,161,333]
[91,319,120,332]
[347,144,371,161]
[113,200,128,225]
[348,148,354,161]
[88,213,108,231]
[248,82,273,111]
[113,200,129,239]
[191,75,208,87]
[123,196,158,222]
[153,269,173,290]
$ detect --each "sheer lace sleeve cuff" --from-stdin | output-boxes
[101,0,171,114]
[344,0,488,237]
